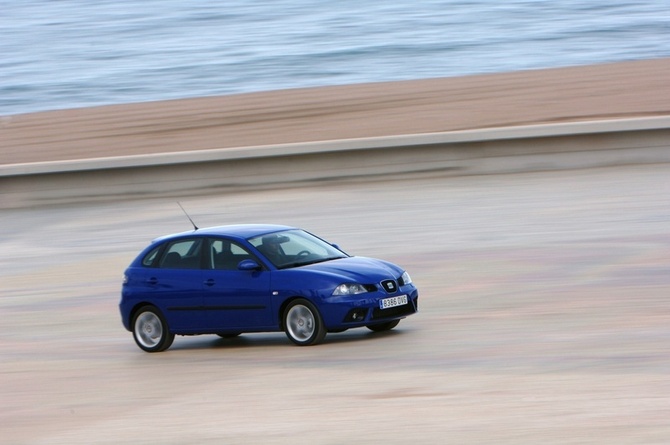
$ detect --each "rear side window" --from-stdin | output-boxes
[210,238,255,270]
[158,238,203,269]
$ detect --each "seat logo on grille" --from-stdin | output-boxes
[381,280,397,293]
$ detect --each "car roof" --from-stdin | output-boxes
[153,224,296,243]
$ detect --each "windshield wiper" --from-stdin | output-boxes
[309,256,346,265]
[277,256,345,270]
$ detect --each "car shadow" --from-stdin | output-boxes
[168,328,405,351]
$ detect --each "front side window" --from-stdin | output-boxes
[158,238,203,269]
[249,230,346,269]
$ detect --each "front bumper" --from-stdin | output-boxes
[320,287,419,328]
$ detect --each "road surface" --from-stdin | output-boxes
[1,164,669,444]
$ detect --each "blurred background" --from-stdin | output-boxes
[2,1,670,443]
[2,0,669,115]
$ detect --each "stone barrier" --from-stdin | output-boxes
[1,116,669,209]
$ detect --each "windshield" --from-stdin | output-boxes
[249,229,347,269]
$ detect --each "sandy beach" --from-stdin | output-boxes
[3,58,670,166]
[2,59,670,444]
[3,162,670,444]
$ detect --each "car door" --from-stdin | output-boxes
[135,238,206,332]
[202,238,273,331]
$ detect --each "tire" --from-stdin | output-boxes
[132,306,175,352]
[366,320,400,332]
[283,299,327,346]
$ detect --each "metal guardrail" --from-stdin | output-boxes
[2,116,669,208]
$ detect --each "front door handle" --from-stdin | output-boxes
[203,279,216,287]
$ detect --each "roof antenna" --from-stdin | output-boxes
[177,202,199,230]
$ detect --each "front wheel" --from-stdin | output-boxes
[366,320,400,332]
[132,306,174,352]
[284,299,326,346]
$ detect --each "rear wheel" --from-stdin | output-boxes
[284,299,326,346]
[132,306,174,352]
[366,320,400,332]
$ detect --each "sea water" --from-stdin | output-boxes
[1,0,669,115]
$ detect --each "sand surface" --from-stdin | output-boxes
[3,58,670,165]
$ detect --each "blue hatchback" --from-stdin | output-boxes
[120,224,418,352]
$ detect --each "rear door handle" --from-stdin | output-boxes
[204,279,216,287]
[146,277,158,285]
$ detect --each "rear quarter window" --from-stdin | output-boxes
[141,245,162,267]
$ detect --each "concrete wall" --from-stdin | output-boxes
[2,116,669,209]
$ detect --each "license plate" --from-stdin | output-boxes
[379,294,408,310]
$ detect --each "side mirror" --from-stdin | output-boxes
[238,259,262,271]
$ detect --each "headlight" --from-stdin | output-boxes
[401,271,412,285]
[332,283,368,296]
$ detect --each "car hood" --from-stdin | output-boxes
[301,256,403,282]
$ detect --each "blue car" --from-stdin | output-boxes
[120,224,418,352]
